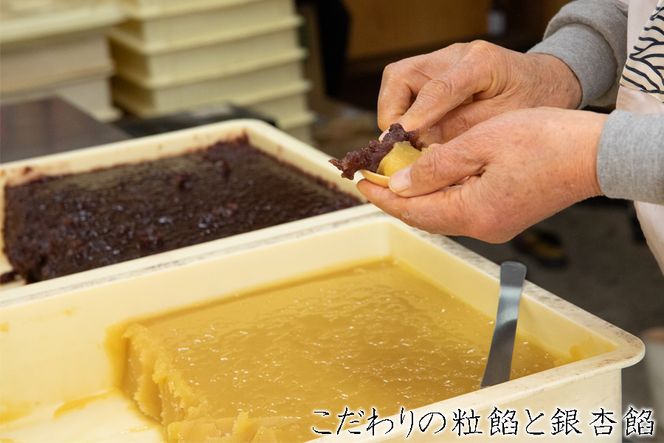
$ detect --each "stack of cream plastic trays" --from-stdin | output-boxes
[0,0,123,121]
[110,0,314,142]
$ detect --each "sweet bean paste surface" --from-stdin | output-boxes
[330,123,420,179]
[3,137,359,283]
[123,259,562,443]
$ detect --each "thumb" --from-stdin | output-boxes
[389,140,486,197]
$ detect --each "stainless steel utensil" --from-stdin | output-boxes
[481,261,527,388]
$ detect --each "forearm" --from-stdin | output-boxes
[597,111,664,204]
[528,0,628,108]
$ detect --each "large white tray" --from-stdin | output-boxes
[0,212,644,442]
[115,0,294,47]
[109,15,302,84]
[0,119,367,290]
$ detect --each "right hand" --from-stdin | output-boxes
[360,107,606,243]
[377,40,582,142]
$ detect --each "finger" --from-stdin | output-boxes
[377,59,430,131]
[377,46,466,131]
[388,140,486,197]
[398,59,492,132]
[415,97,477,145]
[357,180,469,235]
[438,99,507,142]
[356,179,401,215]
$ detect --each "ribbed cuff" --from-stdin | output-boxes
[597,111,664,204]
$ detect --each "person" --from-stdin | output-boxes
[357,0,664,272]
[358,0,664,428]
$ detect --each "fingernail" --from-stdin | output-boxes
[378,129,389,141]
[389,167,411,194]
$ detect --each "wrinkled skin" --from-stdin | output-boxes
[359,108,607,243]
[361,40,608,243]
[377,40,582,144]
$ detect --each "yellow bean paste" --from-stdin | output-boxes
[122,260,561,442]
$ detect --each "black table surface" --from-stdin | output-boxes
[0,98,129,163]
[0,98,277,164]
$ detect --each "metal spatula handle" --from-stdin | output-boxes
[481,261,527,388]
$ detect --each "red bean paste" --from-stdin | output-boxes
[330,123,420,179]
[3,137,360,283]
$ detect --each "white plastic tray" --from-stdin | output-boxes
[1,32,112,93]
[112,50,307,116]
[279,111,315,130]
[0,119,366,289]
[109,16,302,85]
[0,212,644,442]
[279,110,315,143]
[279,111,315,143]
[246,84,310,119]
[1,67,115,122]
[284,123,313,144]
[115,0,295,47]
[109,12,300,54]
[120,0,263,20]
[0,0,123,45]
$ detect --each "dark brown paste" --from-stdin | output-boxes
[330,123,419,179]
[3,137,360,283]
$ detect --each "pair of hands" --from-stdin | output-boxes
[358,41,607,242]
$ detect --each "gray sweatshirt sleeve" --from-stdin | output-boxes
[528,1,664,204]
[528,0,628,108]
[598,111,664,204]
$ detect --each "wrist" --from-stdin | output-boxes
[528,53,582,109]
[575,111,607,199]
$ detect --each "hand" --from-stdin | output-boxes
[358,108,607,243]
[377,41,582,143]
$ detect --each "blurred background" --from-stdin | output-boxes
[0,0,568,150]
[0,0,662,438]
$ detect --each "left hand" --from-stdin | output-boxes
[376,42,581,143]
[357,107,607,243]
